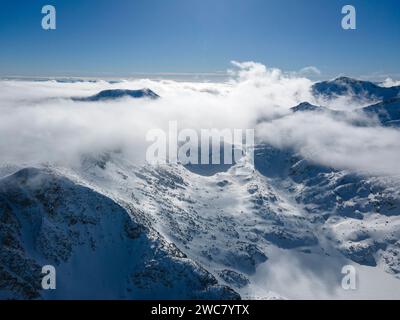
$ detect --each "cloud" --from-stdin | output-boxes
[380,78,400,88]
[0,61,399,178]
[256,111,400,176]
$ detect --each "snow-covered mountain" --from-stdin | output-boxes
[290,102,344,117]
[290,99,400,128]
[1,76,400,300]
[0,167,238,299]
[72,89,159,102]
[290,102,328,113]
[362,97,400,127]
[1,144,400,299]
[312,77,400,101]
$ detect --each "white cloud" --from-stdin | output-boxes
[257,112,400,176]
[380,77,400,88]
[0,61,399,177]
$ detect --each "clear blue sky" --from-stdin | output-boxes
[0,0,399,79]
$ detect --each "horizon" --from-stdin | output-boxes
[1,69,399,84]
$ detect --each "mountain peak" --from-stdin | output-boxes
[72,88,160,102]
[291,102,325,113]
[332,76,365,85]
[312,77,400,100]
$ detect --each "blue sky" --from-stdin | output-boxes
[0,0,399,79]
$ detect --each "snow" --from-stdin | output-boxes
[39,146,399,299]
[0,167,238,300]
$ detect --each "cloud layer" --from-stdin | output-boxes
[1,61,399,176]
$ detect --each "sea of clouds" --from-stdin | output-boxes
[1,61,399,176]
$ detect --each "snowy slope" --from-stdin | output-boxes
[43,147,400,300]
[0,167,238,299]
[1,144,400,299]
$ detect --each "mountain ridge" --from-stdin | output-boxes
[72,88,160,102]
[312,76,400,101]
